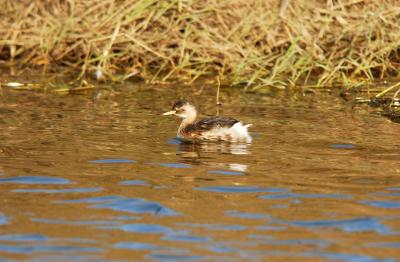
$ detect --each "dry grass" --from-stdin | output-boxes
[1,0,400,89]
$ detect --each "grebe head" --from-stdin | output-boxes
[163,100,197,120]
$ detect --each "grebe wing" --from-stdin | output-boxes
[192,117,239,131]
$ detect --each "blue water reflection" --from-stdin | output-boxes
[121,224,173,234]
[115,241,202,261]
[151,162,192,169]
[0,213,7,225]
[0,244,102,254]
[225,210,270,219]
[208,170,244,176]
[0,234,100,256]
[114,242,160,250]
[31,218,121,227]
[362,200,400,209]
[260,238,330,248]
[255,225,287,231]
[119,180,149,186]
[0,176,70,184]
[330,143,356,149]
[287,217,392,234]
[162,234,210,242]
[0,234,47,242]
[386,187,400,191]
[176,223,246,231]
[208,245,237,253]
[309,251,395,262]
[367,242,400,248]
[61,196,178,216]
[148,253,204,261]
[260,193,351,200]
[114,241,188,254]
[24,254,102,262]
[13,188,102,194]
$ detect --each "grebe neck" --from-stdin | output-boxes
[177,110,197,135]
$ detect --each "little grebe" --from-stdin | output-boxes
[163,100,252,143]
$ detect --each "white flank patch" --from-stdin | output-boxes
[230,122,252,143]
[201,122,252,143]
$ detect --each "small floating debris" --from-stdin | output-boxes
[353,88,400,123]
[353,97,400,107]
[1,82,40,90]
[52,80,96,94]
[1,79,107,94]
[330,143,356,149]
[4,82,24,87]
[382,109,400,123]
[353,97,371,104]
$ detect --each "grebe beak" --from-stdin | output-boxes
[163,110,176,116]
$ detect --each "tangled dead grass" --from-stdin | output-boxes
[1,0,400,89]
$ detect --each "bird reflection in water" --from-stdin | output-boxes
[172,138,250,170]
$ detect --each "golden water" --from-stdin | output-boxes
[0,81,399,261]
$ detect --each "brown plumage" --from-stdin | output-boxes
[181,117,239,137]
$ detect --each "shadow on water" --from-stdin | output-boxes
[0,79,400,261]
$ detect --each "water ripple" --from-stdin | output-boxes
[260,193,351,200]
[151,162,192,169]
[309,251,395,262]
[177,223,246,231]
[330,143,356,149]
[61,195,121,203]
[367,242,400,248]
[208,245,237,253]
[208,170,244,176]
[148,253,204,261]
[260,238,330,248]
[162,234,210,243]
[255,225,287,231]
[0,244,102,254]
[114,241,187,254]
[0,176,70,185]
[12,188,102,194]
[0,234,47,242]
[0,213,8,225]
[61,196,178,216]
[362,200,400,209]
[119,180,149,186]
[31,218,121,227]
[195,186,286,193]
[225,210,270,219]
[121,224,173,234]
[114,242,160,250]
[89,159,136,164]
[287,217,392,235]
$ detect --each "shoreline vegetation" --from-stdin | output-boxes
[0,0,400,90]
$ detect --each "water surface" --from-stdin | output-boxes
[0,80,399,261]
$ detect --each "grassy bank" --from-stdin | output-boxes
[1,0,400,89]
